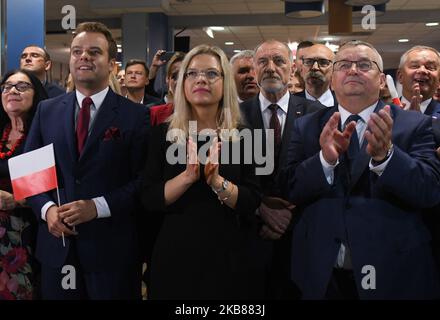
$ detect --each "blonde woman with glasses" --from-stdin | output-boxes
[141,44,265,299]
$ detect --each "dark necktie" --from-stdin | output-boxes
[269,104,281,157]
[77,97,92,154]
[345,114,362,161]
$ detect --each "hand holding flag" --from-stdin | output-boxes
[8,144,74,246]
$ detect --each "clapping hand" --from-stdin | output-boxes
[204,136,221,187]
[320,112,357,165]
[402,83,423,112]
[365,105,393,162]
[184,136,200,184]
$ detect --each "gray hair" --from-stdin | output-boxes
[398,45,440,69]
[230,50,254,66]
[337,40,384,71]
[254,39,294,63]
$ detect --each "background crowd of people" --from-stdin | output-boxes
[1,20,440,300]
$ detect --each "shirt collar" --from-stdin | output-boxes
[401,96,432,114]
[305,88,334,107]
[76,87,109,110]
[259,91,290,114]
[338,101,378,127]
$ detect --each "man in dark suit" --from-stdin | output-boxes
[24,22,148,299]
[240,39,323,299]
[124,59,161,106]
[20,45,65,98]
[398,45,440,281]
[282,40,440,299]
[397,45,440,118]
[295,44,336,107]
[295,44,337,108]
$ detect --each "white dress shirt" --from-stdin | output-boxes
[41,87,112,221]
[259,91,290,134]
[305,88,335,108]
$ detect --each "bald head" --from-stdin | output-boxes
[300,44,335,98]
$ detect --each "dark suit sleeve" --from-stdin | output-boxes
[234,140,262,217]
[140,125,167,212]
[102,107,149,219]
[374,116,440,208]
[280,117,332,205]
[23,101,56,220]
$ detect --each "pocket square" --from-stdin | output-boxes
[103,127,121,141]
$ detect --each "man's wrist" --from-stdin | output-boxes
[372,144,394,166]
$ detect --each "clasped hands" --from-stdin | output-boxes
[0,190,17,211]
[46,200,97,238]
[259,197,295,240]
[320,105,394,165]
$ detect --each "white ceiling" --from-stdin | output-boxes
[45,0,440,69]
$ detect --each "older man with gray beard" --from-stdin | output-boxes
[240,39,323,299]
[297,44,336,107]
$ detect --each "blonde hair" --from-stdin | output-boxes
[168,44,241,143]
[108,72,122,95]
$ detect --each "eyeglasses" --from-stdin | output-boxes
[333,60,382,73]
[1,81,34,94]
[301,58,333,68]
[184,69,223,82]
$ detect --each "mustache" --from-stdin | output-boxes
[305,71,325,82]
[261,72,282,81]
[344,76,363,83]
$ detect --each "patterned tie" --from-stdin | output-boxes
[269,104,282,158]
[76,97,92,154]
[345,114,362,161]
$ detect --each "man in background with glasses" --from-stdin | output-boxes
[282,40,440,299]
[296,44,336,108]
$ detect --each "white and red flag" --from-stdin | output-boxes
[8,144,58,200]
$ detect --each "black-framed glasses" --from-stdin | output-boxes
[333,60,382,72]
[301,58,333,68]
[0,81,34,94]
[184,69,223,82]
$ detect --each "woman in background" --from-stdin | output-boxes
[149,52,186,126]
[0,69,48,299]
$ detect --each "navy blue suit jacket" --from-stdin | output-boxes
[24,89,149,272]
[425,98,440,119]
[282,101,440,299]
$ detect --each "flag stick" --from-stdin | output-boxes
[56,187,65,247]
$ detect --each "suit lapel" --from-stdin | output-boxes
[278,95,303,167]
[63,92,79,162]
[424,99,440,117]
[79,89,118,161]
[249,96,265,130]
[349,101,386,189]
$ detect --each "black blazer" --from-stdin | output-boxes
[240,93,324,196]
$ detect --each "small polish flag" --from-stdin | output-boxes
[8,144,58,200]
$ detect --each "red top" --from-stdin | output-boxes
[149,103,174,126]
